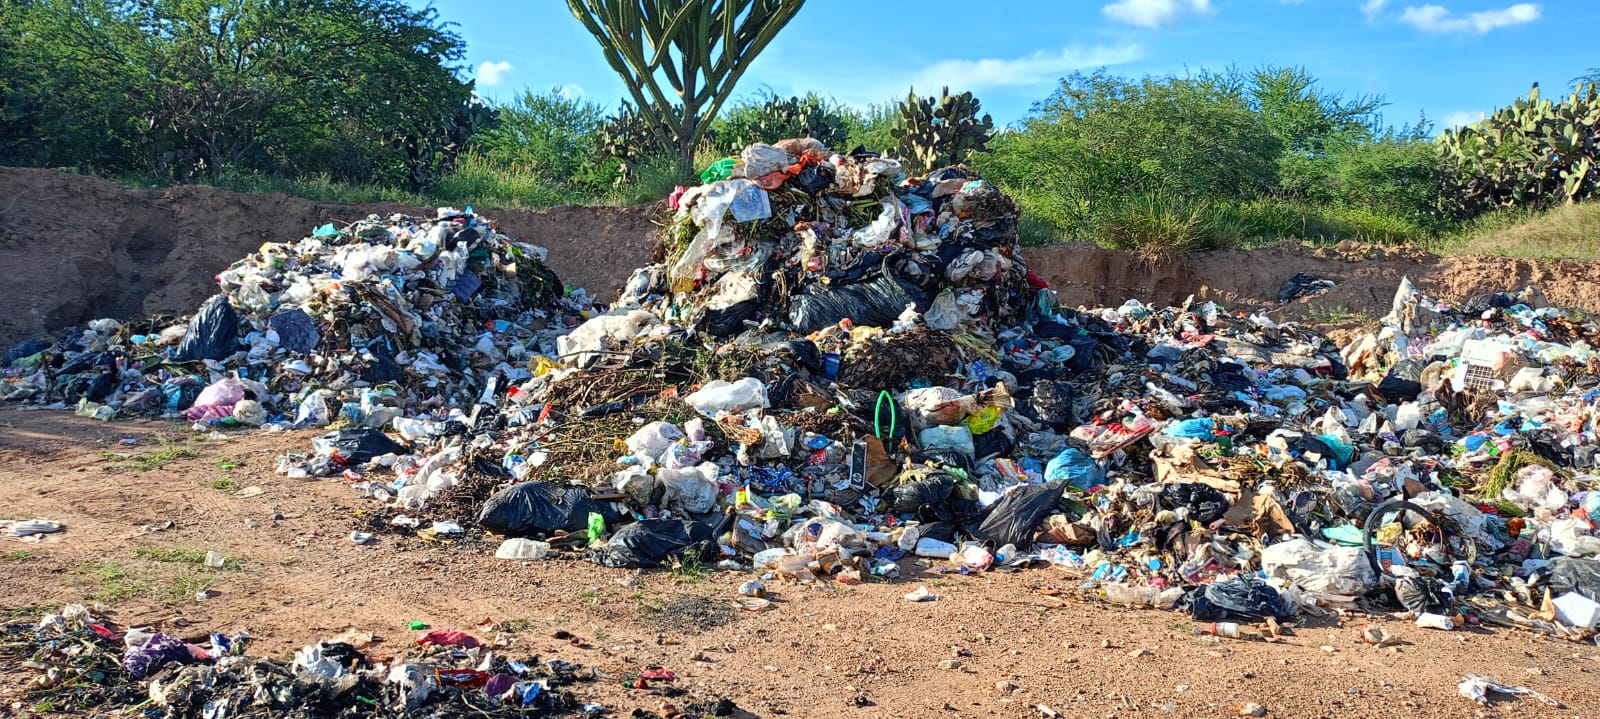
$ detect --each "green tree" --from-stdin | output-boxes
[0,0,479,189]
[977,70,1282,240]
[469,88,613,195]
[567,0,805,173]
[1247,65,1384,154]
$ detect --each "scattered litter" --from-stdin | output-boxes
[1457,673,1561,706]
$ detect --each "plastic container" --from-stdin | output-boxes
[495,538,551,560]
[1194,622,1241,638]
[1415,612,1455,630]
[1102,583,1183,609]
[914,537,958,558]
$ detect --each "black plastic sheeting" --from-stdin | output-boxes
[965,482,1064,551]
[316,428,409,464]
[588,518,717,568]
[1184,576,1294,622]
[478,481,613,538]
[787,254,937,333]
[268,309,320,353]
[172,295,241,362]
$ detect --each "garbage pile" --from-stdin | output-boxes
[4,137,1599,648]
[0,210,592,430]
[2,604,626,717]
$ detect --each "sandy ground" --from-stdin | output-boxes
[1,408,1597,718]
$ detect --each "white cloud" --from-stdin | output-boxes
[556,83,586,100]
[1102,0,1215,28]
[475,60,514,87]
[1398,3,1540,34]
[1438,110,1483,128]
[907,45,1144,93]
[1361,0,1388,21]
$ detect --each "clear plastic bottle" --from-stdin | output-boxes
[1194,622,1241,638]
[1102,583,1182,609]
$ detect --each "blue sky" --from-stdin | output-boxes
[432,0,1597,131]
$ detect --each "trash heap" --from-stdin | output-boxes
[1,604,638,717]
[3,137,1599,646]
[0,210,591,433]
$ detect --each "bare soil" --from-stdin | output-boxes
[2,408,1597,719]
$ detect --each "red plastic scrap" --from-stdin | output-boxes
[416,630,482,649]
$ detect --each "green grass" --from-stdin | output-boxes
[6,550,34,561]
[1435,201,1600,260]
[668,555,706,584]
[74,555,230,604]
[132,545,242,570]
[101,442,198,471]
[114,148,688,216]
[208,476,239,495]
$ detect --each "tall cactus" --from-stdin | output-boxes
[1437,83,1600,212]
[889,87,996,174]
[567,0,805,174]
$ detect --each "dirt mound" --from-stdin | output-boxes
[1023,240,1600,318]
[0,167,660,347]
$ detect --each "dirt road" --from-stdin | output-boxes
[1,408,1596,718]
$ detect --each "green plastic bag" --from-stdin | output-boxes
[699,157,736,184]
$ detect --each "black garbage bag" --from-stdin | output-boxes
[478,481,608,537]
[1377,359,1426,403]
[1064,333,1099,373]
[314,428,409,464]
[1185,577,1294,622]
[966,482,1064,550]
[788,255,936,332]
[83,370,119,402]
[1538,557,1600,601]
[3,339,49,366]
[971,425,1016,459]
[890,473,981,524]
[1393,575,1453,614]
[357,341,403,384]
[268,309,320,353]
[590,519,717,568]
[762,339,822,374]
[1028,380,1076,428]
[58,350,117,375]
[172,295,240,362]
[1279,272,1336,303]
[1159,482,1230,525]
[792,163,835,194]
[702,298,760,337]
[1462,291,1518,314]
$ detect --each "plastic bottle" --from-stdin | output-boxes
[914,537,958,558]
[1194,622,1241,638]
[1102,583,1183,608]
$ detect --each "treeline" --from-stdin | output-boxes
[4,0,1598,253]
[0,0,486,190]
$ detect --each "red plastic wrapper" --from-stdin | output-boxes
[416,630,482,649]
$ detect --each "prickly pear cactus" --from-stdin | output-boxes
[1438,83,1600,211]
[890,87,996,173]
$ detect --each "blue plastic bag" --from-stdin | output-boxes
[1045,446,1104,489]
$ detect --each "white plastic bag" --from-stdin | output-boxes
[658,462,721,514]
[1261,537,1375,595]
[684,377,768,416]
